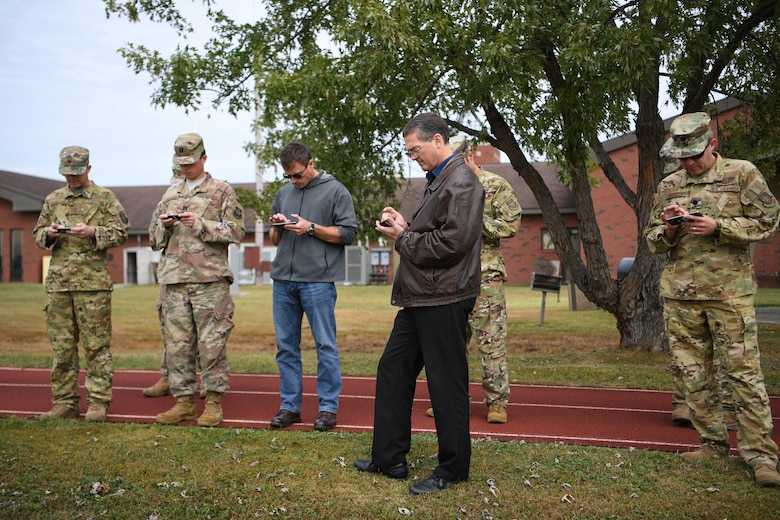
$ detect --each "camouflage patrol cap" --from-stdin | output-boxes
[668,112,713,159]
[58,146,90,175]
[659,138,681,174]
[172,133,205,165]
[449,135,470,154]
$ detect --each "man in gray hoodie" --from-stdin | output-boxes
[268,140,358,432]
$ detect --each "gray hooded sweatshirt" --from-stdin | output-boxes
[270,171,358,282]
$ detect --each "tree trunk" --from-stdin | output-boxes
[614,254,668,352]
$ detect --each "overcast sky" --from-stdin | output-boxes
[1,1,686,190]
[0,0,262,187]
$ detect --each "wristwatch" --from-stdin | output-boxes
[308,223,316,236]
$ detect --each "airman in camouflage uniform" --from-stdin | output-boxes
[659,138,734,429]
[646,113,780,487]
[150,133,245,427]
[452,137,522,423]
[33,146,129,422]
[143,164,206,400]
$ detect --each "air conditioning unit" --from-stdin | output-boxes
[343,245,370,285]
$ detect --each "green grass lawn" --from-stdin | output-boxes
[1,283,779,518]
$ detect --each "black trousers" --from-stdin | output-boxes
[371,299,475,481]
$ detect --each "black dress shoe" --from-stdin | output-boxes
[409,474,458,495]
[354,459,409,480]
[313,411,337,431]
[270,409,301,429]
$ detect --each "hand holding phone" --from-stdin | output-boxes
[272,219,298,227]
[379,220,393,227]
[665,216,684,225]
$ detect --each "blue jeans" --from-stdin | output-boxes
[272,281,341,413]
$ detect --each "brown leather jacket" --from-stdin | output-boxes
[391,154,484,307]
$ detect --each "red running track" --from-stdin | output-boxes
[1,367,778,455]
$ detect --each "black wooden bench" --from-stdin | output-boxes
[369,272,388,284]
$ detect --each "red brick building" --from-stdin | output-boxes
[2,100,778,287]
[395,99,779,288]
[0,174,257,284]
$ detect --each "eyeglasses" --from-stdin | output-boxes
[283,168,306,180]
[405,137,434,158]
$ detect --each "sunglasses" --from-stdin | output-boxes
[283,168,306,180]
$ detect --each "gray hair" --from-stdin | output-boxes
[402,112,450,144]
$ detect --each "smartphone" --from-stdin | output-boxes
[665,216,684,225]
[683,212,703,222]
[166,214,182,220]
[272,220,298,227]
[56,227,71,233]
[380,220,392,227]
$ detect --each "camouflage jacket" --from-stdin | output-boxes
[477,169,522,282]
[149,174,245,284]
[645,153,780,300]
[33,183,129,292]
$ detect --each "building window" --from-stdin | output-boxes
[10,229,22,282]
[541,228,580,251]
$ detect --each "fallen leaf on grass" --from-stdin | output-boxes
[90,482,109,496]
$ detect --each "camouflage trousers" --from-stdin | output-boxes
[467,277,509,405]
[665,296,778,467]
[672,359,733,415]
[45,290,114,406]
[160,281,233,397]
[155,284,200,376]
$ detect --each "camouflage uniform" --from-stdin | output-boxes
[149,173,245,398]
[33,155,129,410]
[468,169,522,406]
[660,137,732,419]
[646,116,780,469]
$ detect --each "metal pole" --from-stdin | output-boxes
[540,291,547,325]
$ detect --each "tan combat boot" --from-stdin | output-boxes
[754,464,780,487]
[487,402,508,424]
[143,376,170,397]
[39,403,79,420]
[680,445,727,463]
[156,395,197,425]
[197,391,223,427]
[85,401,108,422]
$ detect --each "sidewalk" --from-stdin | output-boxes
[757,307,780,325]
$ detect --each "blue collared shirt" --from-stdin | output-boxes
[426,153,457,185]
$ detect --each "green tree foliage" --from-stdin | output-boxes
[102,0,780,350]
